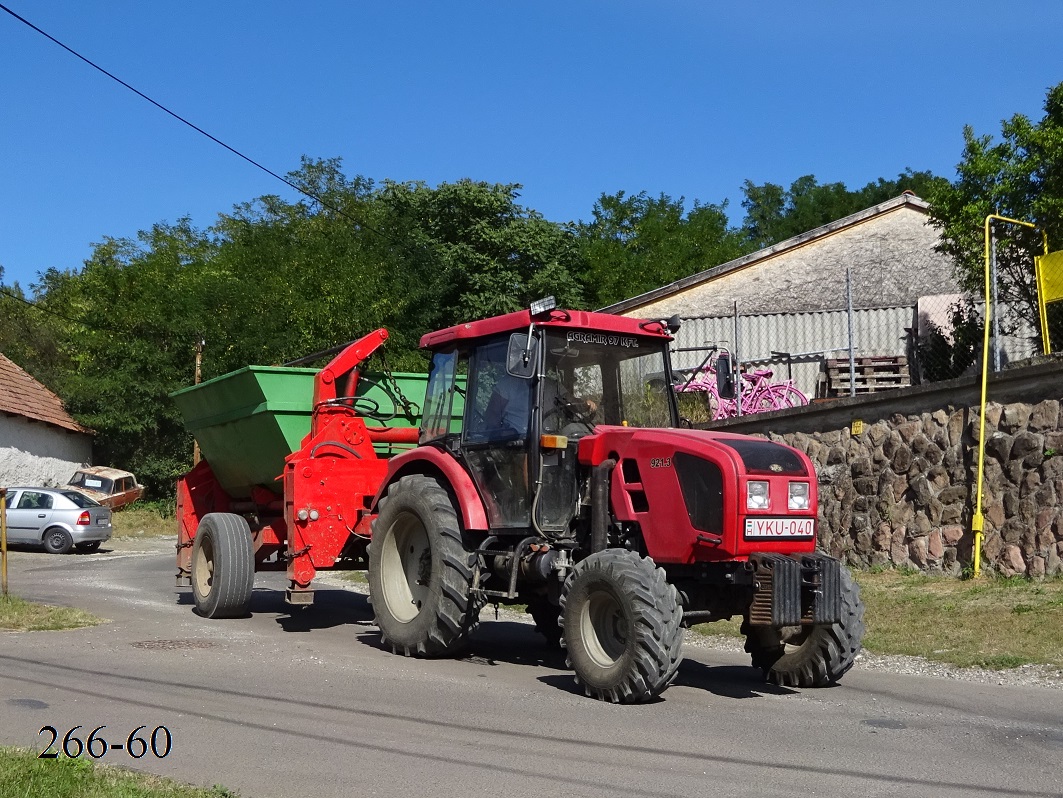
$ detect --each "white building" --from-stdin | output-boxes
[0,353,92,487]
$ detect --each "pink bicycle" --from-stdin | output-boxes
[674,350,808,420]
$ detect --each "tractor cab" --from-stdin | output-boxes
[417,300,678,538]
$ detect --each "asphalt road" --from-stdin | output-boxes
[1,538,1061,798]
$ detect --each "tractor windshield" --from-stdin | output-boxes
[541,330,675,431]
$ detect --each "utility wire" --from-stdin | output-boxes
[0,2,395,242]
[0,285,156,335]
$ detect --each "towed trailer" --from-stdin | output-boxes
[173,329,442,610]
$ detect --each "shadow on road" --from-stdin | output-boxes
[175,585,375,632]
[674,659,796,699]
[272,588,374,632]
[354,616,567,669]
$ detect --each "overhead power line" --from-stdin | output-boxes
[0,2,393,241]
[0,285,141,335]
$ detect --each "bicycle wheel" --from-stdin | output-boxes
[744,387,781,415]
[777,384,810,407]
[752,385,801,413]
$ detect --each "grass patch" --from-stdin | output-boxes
[688,571,1063,671]
[855,570,1063,670]
[112,506,174,539]
[0,746,236,797]
[0,595,102,632]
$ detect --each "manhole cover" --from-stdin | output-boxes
[131,639,215,651]
[7,698,48,709]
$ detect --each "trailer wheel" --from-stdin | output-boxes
[744,565,865,687]
[560,549,683,703]
[191,513,254,619]
[369,474,478,657]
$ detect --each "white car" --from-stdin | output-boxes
[3,487,113,553]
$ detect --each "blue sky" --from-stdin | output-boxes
[1,1,1061,289]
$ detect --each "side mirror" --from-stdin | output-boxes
[715,352,736,399]
[665,314,682,334]
[506,332,538,379]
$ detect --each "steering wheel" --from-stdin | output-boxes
[548,395,597,431]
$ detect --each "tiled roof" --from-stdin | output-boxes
[0,353,91,434]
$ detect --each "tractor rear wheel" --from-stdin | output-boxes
[743,565,865,687]
[369,474,478,657]
[191,513,254,619]
[560,549,683,703]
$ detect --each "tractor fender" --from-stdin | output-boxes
[372,446,489,531]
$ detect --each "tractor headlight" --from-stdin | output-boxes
[746,480,769,510]
[788,481,810,510]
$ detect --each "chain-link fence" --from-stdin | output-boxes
[668,291,1044,421]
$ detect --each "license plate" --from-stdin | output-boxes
[744,517,815,538]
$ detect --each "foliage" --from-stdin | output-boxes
[855,569,1063,670]
[577,190,750,308]
[112,505,176,538]
[28,219,222,497]
[0,160,589,497]
[0,746,238,797]
[740,169,947,249]
[929,81,1063,343]
[0,268,64,384]
[0,154,955,500]
[0,595,101,631]
[915,297,982,381]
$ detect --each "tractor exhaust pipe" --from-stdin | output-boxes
[591,459,616,553]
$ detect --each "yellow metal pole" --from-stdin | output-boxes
[1,487,8,597]
[973,216,1047,577]
[1036,255,1050,354]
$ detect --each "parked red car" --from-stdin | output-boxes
[66,467,144,510]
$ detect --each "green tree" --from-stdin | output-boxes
[374,178,586,324]
[741,170,947,249]
[28,219,222,496]
[578,191,749,308]
[930,81,1063,342]
[0,269,63,383]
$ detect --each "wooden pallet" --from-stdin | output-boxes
[823,355,910,396]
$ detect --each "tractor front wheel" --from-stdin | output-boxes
[368,474,478,657]
[743,565,865,687]
[191,513,254,619]
[560,549,683,703]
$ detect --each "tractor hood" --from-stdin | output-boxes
[577,426,810,476]
[576,426,817,564]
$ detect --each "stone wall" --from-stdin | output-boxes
[706,358,1063,577]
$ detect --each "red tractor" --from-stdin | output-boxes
[177,300,864,703]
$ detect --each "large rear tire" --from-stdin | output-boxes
[191,513,254,619]
[560,549,683,703]
[368,474,478,657]
[744,565,865,687]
